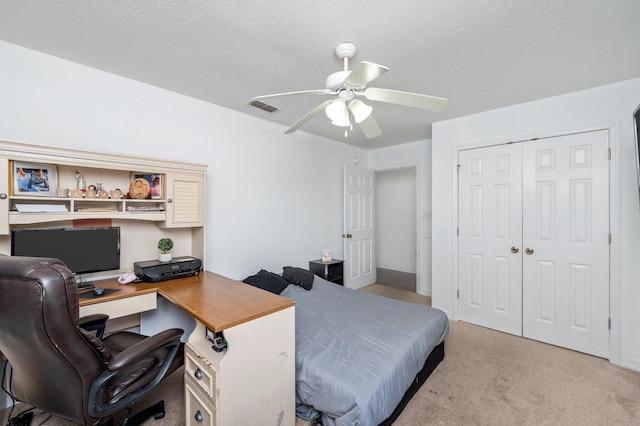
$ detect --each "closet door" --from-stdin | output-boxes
[458,144,523,335]
[522,130,610,358]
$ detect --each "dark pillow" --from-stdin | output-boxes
[243,269,289,295]
[282,266,314,290]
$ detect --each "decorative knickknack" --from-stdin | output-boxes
[157,238,174,262]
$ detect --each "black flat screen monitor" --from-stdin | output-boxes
[11,227,120,276]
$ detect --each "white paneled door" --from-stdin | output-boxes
[458,144,524,335]
[458,130,610,358]
[343,167,376,289]
[522,131,610,358]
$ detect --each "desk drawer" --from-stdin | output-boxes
[185,344,217,403]
[185,379,216,426]
[79,293,157,319]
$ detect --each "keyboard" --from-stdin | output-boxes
[77,281,95,290]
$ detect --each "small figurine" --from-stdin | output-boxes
[75,170,86,191]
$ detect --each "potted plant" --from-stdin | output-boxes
[157,237,174,262]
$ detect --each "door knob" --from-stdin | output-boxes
[511,246,519,254]
[525,247,534,255]
[342,233,352,239]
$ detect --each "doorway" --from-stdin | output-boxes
[375,167,417,292]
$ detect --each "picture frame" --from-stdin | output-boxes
[132,173,163,199]
[11,161,58,197]
[321,249,332,263]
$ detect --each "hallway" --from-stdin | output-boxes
[376,267,416,292]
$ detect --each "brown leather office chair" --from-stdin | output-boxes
[0,256,184,425]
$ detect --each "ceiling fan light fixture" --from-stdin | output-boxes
[325,99,351,127]
[349,99,373,123]
[251,42,447,139]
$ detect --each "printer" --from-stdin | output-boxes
[134,256,202,282]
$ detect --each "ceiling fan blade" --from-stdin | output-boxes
[344,61,389,87]
[358,114,382,139]
[284,100,334,134]
[250,89,332,102]
[364,87,447,112]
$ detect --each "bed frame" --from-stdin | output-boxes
[379,341,445,426]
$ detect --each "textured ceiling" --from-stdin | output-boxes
[1,1,640,149]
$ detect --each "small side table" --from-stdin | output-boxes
[308,259,344,286]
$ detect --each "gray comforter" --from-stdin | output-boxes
[280,277,449,426]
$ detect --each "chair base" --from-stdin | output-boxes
[7,411,34,426]
[121,400,165,426]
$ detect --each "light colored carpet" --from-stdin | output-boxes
[2,284,639,425]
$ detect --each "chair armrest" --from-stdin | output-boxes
[88,328,183,419]
[107,328,183,370]
[78,314,109,339]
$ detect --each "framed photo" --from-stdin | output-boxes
[321,249,332,263]
[11,161,58,196]
[132,173,163,199]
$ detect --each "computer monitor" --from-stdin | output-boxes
[11,227,121,284]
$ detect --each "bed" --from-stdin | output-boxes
[275,273,449,426]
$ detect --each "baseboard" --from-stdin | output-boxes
[620,356,640,372]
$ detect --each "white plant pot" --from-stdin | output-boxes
[158,252,172,263]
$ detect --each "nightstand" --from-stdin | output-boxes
[308,259,344,286]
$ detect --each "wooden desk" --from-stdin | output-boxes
[79,271,296,426]
[79,272,294,331]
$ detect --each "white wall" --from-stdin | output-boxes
[375,168,416,273]
[369,140,432,295]
[432,77,640,371]
[0,40,367,280]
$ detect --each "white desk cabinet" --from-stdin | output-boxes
[185,307,295,426]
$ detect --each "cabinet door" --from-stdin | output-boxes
[164,172,204,228]
[0,158,9,235]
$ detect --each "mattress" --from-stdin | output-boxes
[280,277,449,426]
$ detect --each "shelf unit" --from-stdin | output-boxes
[0,139,208,271]
[9,196,167,224]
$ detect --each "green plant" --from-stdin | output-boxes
[157,238,174,254]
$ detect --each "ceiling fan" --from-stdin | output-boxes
[248,42,447,139]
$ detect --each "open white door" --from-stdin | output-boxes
[343,166,376,289]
